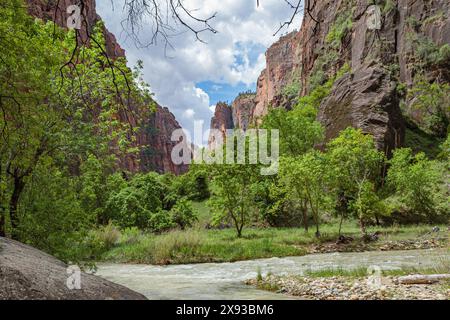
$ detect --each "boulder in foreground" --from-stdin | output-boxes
[0,237,146,300]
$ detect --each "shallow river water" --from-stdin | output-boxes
[96,248,448,300]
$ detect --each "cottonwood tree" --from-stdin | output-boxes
[327,128,385,237]
[208,163,259,238]
[261,105,324,156]
[387,148,447,222]
[207,139,260,238]
[280,150,329,237]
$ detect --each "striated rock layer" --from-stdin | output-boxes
[253,31,302,120]
[232,93,257,131]
[26,0,187,174]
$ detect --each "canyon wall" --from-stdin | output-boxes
[208,102,234,150]
[253,31,302,120]
[26,0,187,174]
[210,0,449,153]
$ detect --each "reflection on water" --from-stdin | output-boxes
[95,248,448,300]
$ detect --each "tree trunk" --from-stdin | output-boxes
[0,207,5,237]
[359,217,366,238]
[9,176,25,240]
[302,200,308,232]
[315,223,320,238]
[0,163,4,237]
[375,214,380,226]
[338,213,344,236]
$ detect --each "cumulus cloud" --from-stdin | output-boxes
[97,0,302,142]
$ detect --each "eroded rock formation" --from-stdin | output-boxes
[253,31,301,120]
[232,94,256,131]
[208,102,234,149]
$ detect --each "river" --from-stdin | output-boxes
[95,248,448,300]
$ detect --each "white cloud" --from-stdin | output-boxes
[183,108,195,119]
[97,0,303,136]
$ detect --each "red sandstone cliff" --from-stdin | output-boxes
[253,31,301,120]
[232,93,256,131]
[26,0,187,174]
[211,0,449,153]
[208,102,234,150]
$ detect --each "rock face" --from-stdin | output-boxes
[26,0,187,175]
[208,94,257,149]
[0,237,146,300]
[213,0,449,153]
[138,106,189,174]
[318,62,404,152]
[26,0,125,59]
[253,31,301,121]
[208,102,234,149]
[232,94,256,130]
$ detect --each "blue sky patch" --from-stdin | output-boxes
[197,81,256,106]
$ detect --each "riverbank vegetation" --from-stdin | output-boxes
[88,221,447,265]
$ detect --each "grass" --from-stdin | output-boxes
[95,219,448,265]
[191,201,212,226]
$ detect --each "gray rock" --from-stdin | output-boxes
[0,237,146,300]
[318,62,405,154]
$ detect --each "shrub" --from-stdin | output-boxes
[120,227,142,245]
[387,148,449,221]
[151,230,203,264]
[170,199,198,230]
[105,172,167,230]
[326,11,353,49]
[91,222,121,250]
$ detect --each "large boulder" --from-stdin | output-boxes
[0,237,146,300]
[318,62,405,153]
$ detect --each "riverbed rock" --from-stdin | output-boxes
[0,237,146,300]
[249,274,449,300]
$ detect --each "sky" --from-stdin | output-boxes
[97,0,302,144]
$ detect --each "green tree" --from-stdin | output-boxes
[280,151,330,237]
[106,173,166,230]
[208,162,259,238]
[408,80,450,137]
[18,162,95,263]
[261,105,324,157]
[0,2,152,238]
[387,148,448,221]
[327,128,385,236]
[170,198,198,230]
